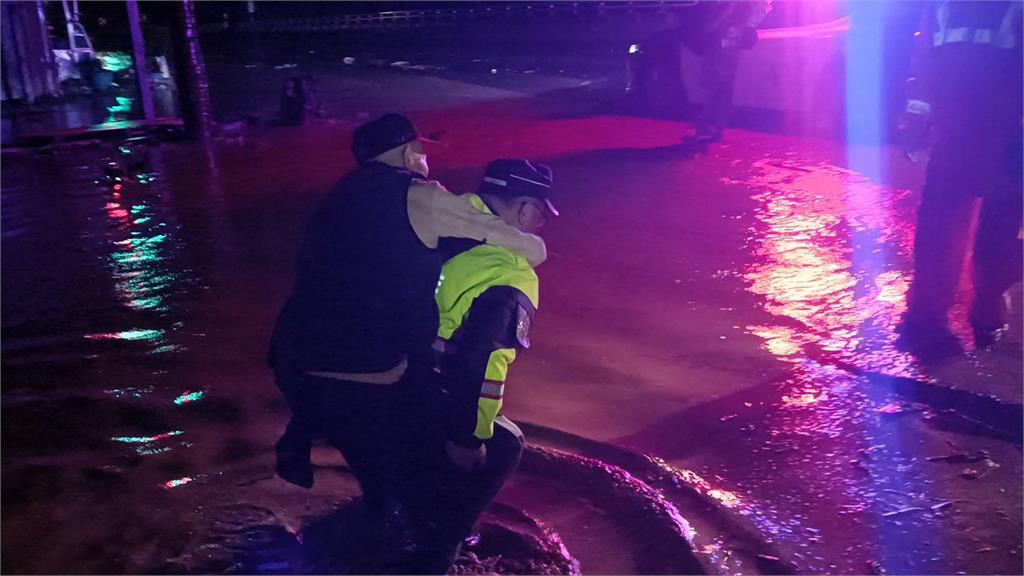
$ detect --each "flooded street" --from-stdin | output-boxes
[3,60,1021,575]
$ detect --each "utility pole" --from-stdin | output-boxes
[126,0,154,120]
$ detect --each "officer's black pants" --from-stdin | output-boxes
[409,417,525,544]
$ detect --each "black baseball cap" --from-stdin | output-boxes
[351,113,441,164]
[479,159,559,216]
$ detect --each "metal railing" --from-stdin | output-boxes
[204,2,700,33]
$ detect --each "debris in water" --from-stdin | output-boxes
[877,402,925,415]
[840,503,867,514]
[720,413,738,422]
[343,57,355,64]
[849,459,870,473]
[975,547,994,553]
[926,451,991,464]
[866,559,885,574]
[757,554,780,562]
[882,507,926,518]
[960,466,996,480]
[273,63,298,70]
[930,501,955,512]
[959,457,999,479]
[881,488,911,497]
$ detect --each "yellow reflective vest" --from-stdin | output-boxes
[435,194,539,445]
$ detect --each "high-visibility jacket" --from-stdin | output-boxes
[435,195,539,448]
[906,1,1022,117]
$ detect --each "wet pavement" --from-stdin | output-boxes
[3,58,1022,574]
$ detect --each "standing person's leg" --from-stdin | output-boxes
[970,145,1024,348]
[696,46,739,142]
[900,145,976,356]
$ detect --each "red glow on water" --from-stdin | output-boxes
[736,157,922,375]
[781,388,828,407]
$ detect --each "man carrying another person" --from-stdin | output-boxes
[268,113,546,524]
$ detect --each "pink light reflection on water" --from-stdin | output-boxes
[736,157,921,376]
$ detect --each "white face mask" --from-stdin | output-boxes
[405,148,429,178]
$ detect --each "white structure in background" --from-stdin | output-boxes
[60,0,95,63]
[0,0,60,102]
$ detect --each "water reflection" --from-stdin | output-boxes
[84,145,201,361]
[174,391,205,405]
[736,157,920,375]
[729,154,953,571]
[163,476,198,489]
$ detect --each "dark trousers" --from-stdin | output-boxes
[276,368,411,512]
[409,417,525,543]
[905,44,1024,333]
[276,368,524,573]
[696,46,740,137]
[905,133,1023,332]
[907,174,1023,331]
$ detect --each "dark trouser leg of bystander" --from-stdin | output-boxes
[900,147,976,358]
[696,47,739,142]
[970,186,1024,348]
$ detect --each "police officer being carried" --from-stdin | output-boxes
[267,114,547,525]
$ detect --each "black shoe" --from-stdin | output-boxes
[896,321,963,360]
[275,436,314,489]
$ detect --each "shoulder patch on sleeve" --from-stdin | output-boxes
[516,304,532,349]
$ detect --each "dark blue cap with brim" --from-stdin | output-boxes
[351,113,442,164]
[480,159,558,216]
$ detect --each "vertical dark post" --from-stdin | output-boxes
[126,0,154,120]
[171,0,213,140]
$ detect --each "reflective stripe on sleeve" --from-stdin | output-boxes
[480,380,505,400]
